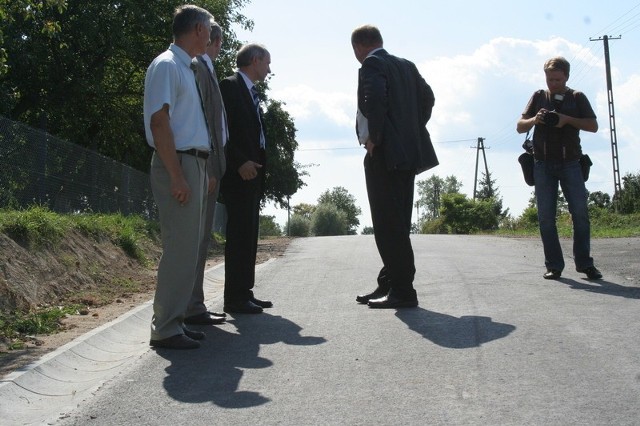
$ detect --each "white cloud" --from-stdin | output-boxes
[271,85,355,127]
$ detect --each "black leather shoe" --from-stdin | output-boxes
[207,311,226,318]
[184,312,226,325]
[543,269,562,280]
[150,334,200,350]
[368,294,418,309]
[182,327,205,340]
[250,297,273,308]
[224,300,264,314]
[356,288,389,304]
[577,266,602,279]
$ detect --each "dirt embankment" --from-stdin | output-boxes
[0,231,290,377]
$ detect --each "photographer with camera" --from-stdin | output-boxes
[516,56,602,280]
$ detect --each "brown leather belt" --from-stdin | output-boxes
[176,148,209,160]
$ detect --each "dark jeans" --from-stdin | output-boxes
[534,159,593,272]
[364,150,416,299]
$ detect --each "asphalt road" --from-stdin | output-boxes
[4,235,640,425]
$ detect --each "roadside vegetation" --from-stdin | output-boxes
[0,206,161,350]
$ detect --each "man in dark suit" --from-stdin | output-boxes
[219,43,273,314]
[352,25,438,309]
[184,22,228,326]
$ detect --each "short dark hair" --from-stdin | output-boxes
[544,56,570,77]
[172,5,213,39]
[210,21,222,42]
[236,43,269,68]
[351,25,383,47]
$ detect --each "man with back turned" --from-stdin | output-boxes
[352,25,438,309]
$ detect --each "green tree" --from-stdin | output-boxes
[317,186,361,235]
[263,99,307,208]
[588,190,611,209]
[259,215,281,237]
[616,172,640,214]
[476,171,508,226]
[292,203,316,220]
[0,0,68,77]
[1,1,309,210]
[0,0,253,171]
[311,203,347,236]
[416,175,462,221]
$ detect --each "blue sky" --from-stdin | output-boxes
[231,1,640,231]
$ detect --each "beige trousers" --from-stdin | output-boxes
[185,181,220,318]
[150,152,207,340]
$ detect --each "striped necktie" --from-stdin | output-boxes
[251,86,265,149]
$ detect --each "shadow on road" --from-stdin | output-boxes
[155,313,326,409]
[395,307,516,348]
[556,278,640,299]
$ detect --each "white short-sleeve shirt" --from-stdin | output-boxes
[143,44,209,151]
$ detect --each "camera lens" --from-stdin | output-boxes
[543,111,559,126]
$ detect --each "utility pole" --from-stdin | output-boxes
[472,137,490,200]
[590,35,622,209]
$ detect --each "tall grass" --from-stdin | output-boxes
[0,206,159,263]
[496,208,640,238]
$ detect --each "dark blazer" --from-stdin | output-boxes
[195,57,226,181]
[358,49,438,174]
[219,72,266,193]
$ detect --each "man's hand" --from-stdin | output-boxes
[365,140,376,157]
[171,175,191,205]
[238,161,263,180]
[207,176,218,194]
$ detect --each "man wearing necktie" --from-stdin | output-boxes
[219,43,272,314]
[184,22,229,326]
[143,5,214,349]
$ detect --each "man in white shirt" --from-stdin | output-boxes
[143,4,214,350]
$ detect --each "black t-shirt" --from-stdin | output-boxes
[522,88,596,161]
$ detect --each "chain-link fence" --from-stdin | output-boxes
[0,115,157,219]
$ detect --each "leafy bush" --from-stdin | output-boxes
[311,203,347,236]
[439,193,500,234]
[517,206,539,229]
[361,226,374,235]
[287,214,310,237]
[420,217,447,234]
[259,215,282,237]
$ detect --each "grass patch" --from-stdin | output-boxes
[0,305,82,349]
[495,209,640,238]
[0,206,158,264]
[0,205,71,248]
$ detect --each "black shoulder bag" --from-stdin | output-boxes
[518,130,535,186]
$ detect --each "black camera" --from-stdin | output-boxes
[522,138,533,154]
[541,110,559,126]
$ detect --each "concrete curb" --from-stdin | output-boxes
[0,261,239,425]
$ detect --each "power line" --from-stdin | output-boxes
[296,138,476,152]
[592,2,640,37]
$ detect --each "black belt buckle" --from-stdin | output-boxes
[177,148,209,160]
